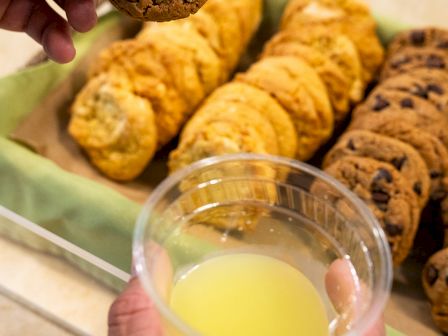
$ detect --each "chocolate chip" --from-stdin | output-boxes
[372,95,390,111]
[384,220,404,237]
[427,54,446,69]
[431,188,448,201]
[413,182,423,195]
[427,83,445,95]
[400,98,414,108]
[347,139,356,150]
[445,275,448,286]
[374,168,393,184]
[410,84,429,99]
[426,265,439,286]
[391,156,407,170]
[437,40,448,49]
[410,30,426,45]
[430,170,442,178]
[390,55,411,69]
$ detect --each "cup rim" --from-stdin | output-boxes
[133,153,393,336]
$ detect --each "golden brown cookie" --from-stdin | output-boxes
[281,0,384,83]
[324,156,420,265]
[262,37,351,120]
[109,0,207,22]
[204,82,298,158]
[381,47,448,81]
[169,120,268,173]
[69,74,157,181]
[324,130,431,208]
[180,100,279,156]
[237,56,334,160]
[88,39,190,147]
[262,28,364,104]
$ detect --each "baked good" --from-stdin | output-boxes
[324,156,420,265]
[169,121,268,172]
[348,115,448,202]
[262,34,352,120]
[180,100,279,156]
[200,82,298,158]
[423,248,448,334]
[324,130,430,207]
[237,56,334,160]
[262,28,364,104]
[388,28,448,56]
[108,0,207,22]
[381,47,448,81]
[281,0,384,83]
[69,74,157,181]
[379,69,448,118]
[351,90,448,149]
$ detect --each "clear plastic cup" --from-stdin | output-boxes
[134,154,392,336]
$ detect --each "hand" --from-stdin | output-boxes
[109,259,386,336]
[0,0,97,63]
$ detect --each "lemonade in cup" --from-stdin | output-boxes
[133,154,392,336]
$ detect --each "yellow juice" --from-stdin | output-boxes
[170,253,329,336]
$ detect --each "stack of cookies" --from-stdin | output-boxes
[68,0,262,181]
[322,27,448,332]
[169,0,384,172]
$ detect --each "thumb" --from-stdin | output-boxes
[325,259,386,336]
[108,277,164,336]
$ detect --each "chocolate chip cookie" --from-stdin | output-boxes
[352,89,448,149]
[381,47,448,81]
[423,248,448,334]
[324,156,420,265]
[237,56,334,160]
[388,28,448,57]
[109,0,207,22]
[379,69,448,118]
[348,114,448,202]
[324,130,430,208]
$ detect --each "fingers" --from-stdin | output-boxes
[108,277,163,336]
[54,0,97,32]
[0,0,74,63]
[326,259,386,336]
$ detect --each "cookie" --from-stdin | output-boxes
[69,74,157,181]
[352,90,448,149]
[423,248,448,334]
[348,115,448,202]
[109,0,207,22]
[381,47,448,81]
[180,100,280,156]
[388,28,448,56]
[262,35,352,120]
[237,56,334,160]
[379,69,448,118]
[262,28,364,103]
[324,156,420,265]
[324,130,430,208]
[169,120,268,172]
[203,82,298,158]
[281,0,384,83]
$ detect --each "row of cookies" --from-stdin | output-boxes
[322,27,448,332]
[68,0,263,181]
[169,0,384,172]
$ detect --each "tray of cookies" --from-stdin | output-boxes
[1,0,448,334]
